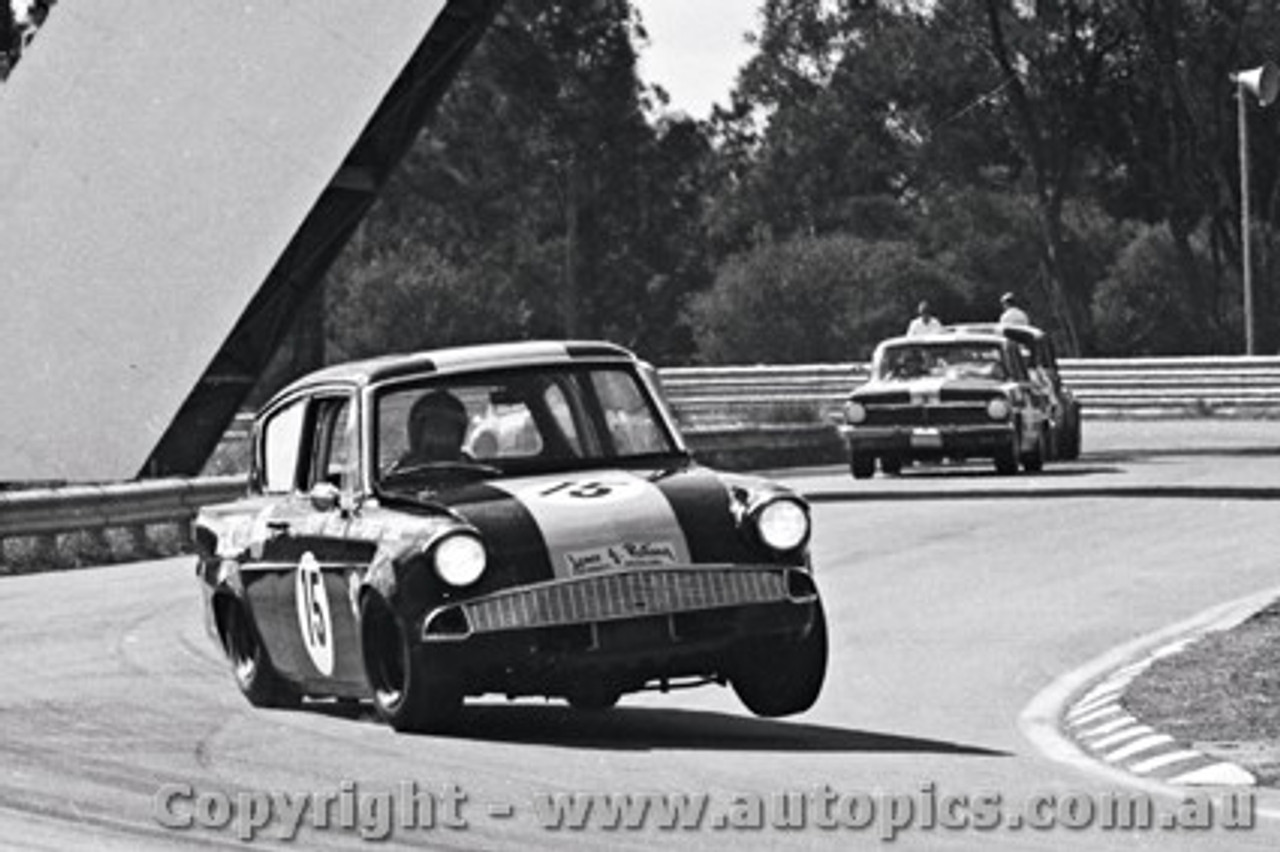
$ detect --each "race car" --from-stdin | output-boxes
[840,330,1054,478]
[943,323,1082,460]
[193,340,827,732]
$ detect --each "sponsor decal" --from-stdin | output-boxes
[487,471,692,578]
[564,541,679,574]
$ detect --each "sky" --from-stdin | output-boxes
[630,1,761,120]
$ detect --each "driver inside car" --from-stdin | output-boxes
[397,389,473,467]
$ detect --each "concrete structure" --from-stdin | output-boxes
[0,0,497,481]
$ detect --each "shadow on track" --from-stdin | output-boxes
[300,699,1007,754]
[338,703,1007,755]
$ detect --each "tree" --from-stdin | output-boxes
[687,233,972,364]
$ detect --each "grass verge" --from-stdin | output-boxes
[1124,598,1280,786]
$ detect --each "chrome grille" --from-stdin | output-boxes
[463,567,791,633]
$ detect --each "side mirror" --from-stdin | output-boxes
[309,481,342,512]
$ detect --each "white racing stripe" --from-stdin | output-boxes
[487,471,692,578]
[904,377,947,405]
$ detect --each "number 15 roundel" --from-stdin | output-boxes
[295,551,335,676]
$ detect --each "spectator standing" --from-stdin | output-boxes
[999,292,1030,326]
[906,300,943,336]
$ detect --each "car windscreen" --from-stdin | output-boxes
[875,343,1009,382]
[373,364,681,487]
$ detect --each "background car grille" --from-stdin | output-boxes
[461,567,792,633]
[862,404,993,426]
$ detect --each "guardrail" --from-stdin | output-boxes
[660,356,1280,423]
[0,477,247,572]
[4,356,1279,571]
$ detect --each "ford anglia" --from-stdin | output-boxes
[193,341,827,732]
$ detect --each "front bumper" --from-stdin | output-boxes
[414,565,821,697]
[840,423,1014,457]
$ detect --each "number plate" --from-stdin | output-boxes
[910,428,942,448]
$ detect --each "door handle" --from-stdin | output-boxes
[266,519,291,534]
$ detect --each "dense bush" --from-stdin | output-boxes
[686,234,972,364]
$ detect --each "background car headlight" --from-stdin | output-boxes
[755,499,810,552]
[986,397,1011,420]
[432,533,486,586]
[845,401,867,424]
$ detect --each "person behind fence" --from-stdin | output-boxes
[999,291,1030,326]
[906,300,943,336]
[397,390,472,467]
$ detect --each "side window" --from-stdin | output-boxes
[308,396,356,490]
[260,399,306,494]
[591,370,665,455]
[1006,346,1030,382]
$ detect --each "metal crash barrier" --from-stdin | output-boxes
[3,356,1280,570]
[661,356,1280,425]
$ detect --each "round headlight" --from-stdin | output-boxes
[432,533,487,587]
[755,499,810,552]
[846,401,867,424]
[986,397,1011,420]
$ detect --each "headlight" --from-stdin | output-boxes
[754,499,810,552]
[845,401,867,424]
[431,533,487,586]
[987,397,1011,420]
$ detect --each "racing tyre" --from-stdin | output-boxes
[850,452,876,480]
[880,455,903,476]
[361,594,462,733]
[993,429,1020,475]
[730,604,828,718]
[221,596,300,709]
[1021,427,1045,473]
[1062,415,1082,461]
[566,682,622,712]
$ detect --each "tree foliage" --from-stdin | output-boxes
[304,0,1280,379]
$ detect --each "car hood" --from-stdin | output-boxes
[400,464,788,591]
[852,376,1011,403]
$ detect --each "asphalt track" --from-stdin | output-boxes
[2,420,1280,850]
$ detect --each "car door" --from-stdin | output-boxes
[245,389,369,695]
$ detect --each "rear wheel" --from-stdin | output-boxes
[361,594,462,733]
[221,596,300,709]
[880,455,903,476]
[730,604,828,718]
[850,452,875,480]
[1061,411,1082,460]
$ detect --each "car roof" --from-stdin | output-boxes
[942,322,1047,344]
[274,340,635,397]
[875,330,1011,351]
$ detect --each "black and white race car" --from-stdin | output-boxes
[194,341,827,732]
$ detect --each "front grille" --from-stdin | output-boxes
[460,567,792,634]
[863,404,992,427]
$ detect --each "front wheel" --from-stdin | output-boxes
[850,452,875,480]
[730,604,828,718]
[993,427,1020,475]
[361,594,462,733]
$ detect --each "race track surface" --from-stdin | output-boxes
[3,420,1280,849]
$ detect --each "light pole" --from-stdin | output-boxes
[1232,62,1279,355]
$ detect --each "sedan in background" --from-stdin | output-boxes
[840,331,1053,478]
